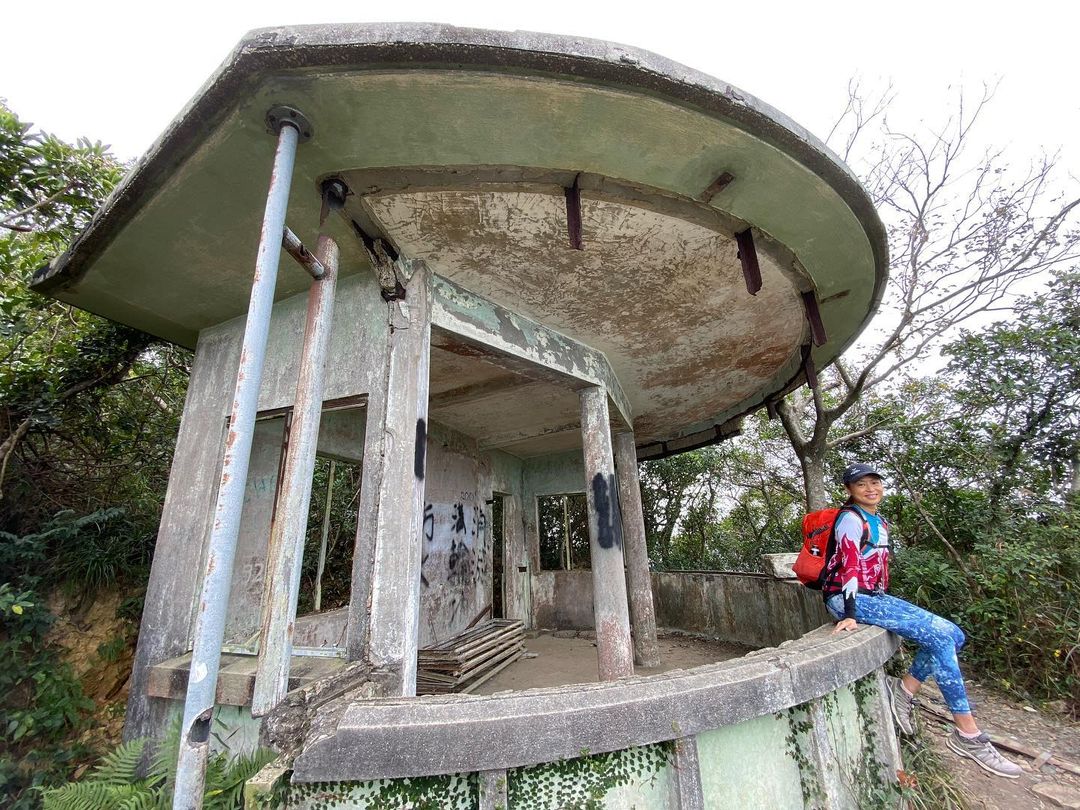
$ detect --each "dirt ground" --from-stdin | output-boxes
[472,630,751,694]
[916,680,1080,809]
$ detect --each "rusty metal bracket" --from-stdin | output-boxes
[281,227,325,279]
[265,105,313,141]
[699,170,735,203]
[801,291,828,346]
[734,228,762,296]
[564,173,584,251]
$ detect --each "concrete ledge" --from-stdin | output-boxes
[291,624,898,782]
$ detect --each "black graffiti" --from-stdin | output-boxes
[591,472,622,549]
[414,418,427,479]
[420,503,434,587]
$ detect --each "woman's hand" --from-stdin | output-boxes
[832,618,858,634]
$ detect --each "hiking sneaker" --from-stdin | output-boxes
[886,675,916,736]
[945,729,1023,779]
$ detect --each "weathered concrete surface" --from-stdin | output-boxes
[290,624,898,781]
[579,387,635,681]
[761,552,799,580]
[532,570,830,648]
[35,24,887,460]
[364,263,432,696]
[531,571,594,630]
[222,417,284,645]
[669,736,704,810]
[613,431,660,667]
[123,330,234,744]
[431,275,632,429]
[653,572,830,648]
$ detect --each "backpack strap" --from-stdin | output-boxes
[818,505,871,586]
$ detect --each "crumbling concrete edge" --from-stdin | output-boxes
[291,624,899,782]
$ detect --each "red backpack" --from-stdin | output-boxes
[793,506,869,588]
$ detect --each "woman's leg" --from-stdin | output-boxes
[849,594,972,716]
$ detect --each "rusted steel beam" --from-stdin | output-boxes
[564,173,584,251]
[281,226,325,279]
[251,233,339,717]
[613,432,660,668]
[699,170,734,203]
[173,119,301,810]
[579,386,635,681]
[361,263,433,695]
[734,228,762,296]
[802,290,828,346]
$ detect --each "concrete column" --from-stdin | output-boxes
[578,386,634,681]
[613,431,660,667]
[251,235,339,717]
[669,736,704,810]
[806,699,847,809]
[361,262,432,695]
[478,769,508,810]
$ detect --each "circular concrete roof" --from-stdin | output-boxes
[32,24,887,454]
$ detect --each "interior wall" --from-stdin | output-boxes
[223,407,367,645]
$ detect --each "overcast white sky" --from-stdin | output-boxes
[2,0,1078,181]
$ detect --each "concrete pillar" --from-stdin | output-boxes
[578,386,635,681]
[613,431,660,667]
[358,262,432,695]
[478,769,508,810]
[251,234,339,716]
[669,736,704,810]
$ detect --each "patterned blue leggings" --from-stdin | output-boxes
[826,592,971,714]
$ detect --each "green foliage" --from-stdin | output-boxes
[891,505,1080,699]
[41,731,277,810]
[506,743,671,809]
[0,101,189,537]
[286,773,476,809]
[0,103,190,807]
[297,456,362,614]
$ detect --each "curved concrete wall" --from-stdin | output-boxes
[243,572,902,808]
[532,569,831,648]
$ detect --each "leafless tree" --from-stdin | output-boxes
[776,81,1080,509]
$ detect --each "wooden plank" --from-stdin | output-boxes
[460,651,524,694]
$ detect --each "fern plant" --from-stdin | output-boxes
[42,732,277,810]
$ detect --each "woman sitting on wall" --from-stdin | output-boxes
[826,462,1022,779]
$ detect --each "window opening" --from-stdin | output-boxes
[537,493,589,570]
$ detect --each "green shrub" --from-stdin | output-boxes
[891,505,1079,700]
[40,731,276,810]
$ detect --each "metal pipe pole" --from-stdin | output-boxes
[172,121,300,810]
[252,233,339,716]
[314,459,336,612]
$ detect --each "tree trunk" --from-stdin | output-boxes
[800,448,830,511]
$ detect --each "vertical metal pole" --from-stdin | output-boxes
[562,496,571,570]
[172,121,300,810]
[314,459,336,612]
[252,234,339,716]
[579,386,635,681]
[613,431,661,667]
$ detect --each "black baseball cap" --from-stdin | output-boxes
[842,463,885,485]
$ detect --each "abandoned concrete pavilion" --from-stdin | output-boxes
[33,24,900,810]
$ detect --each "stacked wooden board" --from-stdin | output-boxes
[417,619,525,694]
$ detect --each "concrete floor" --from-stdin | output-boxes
[473,630,752,694]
